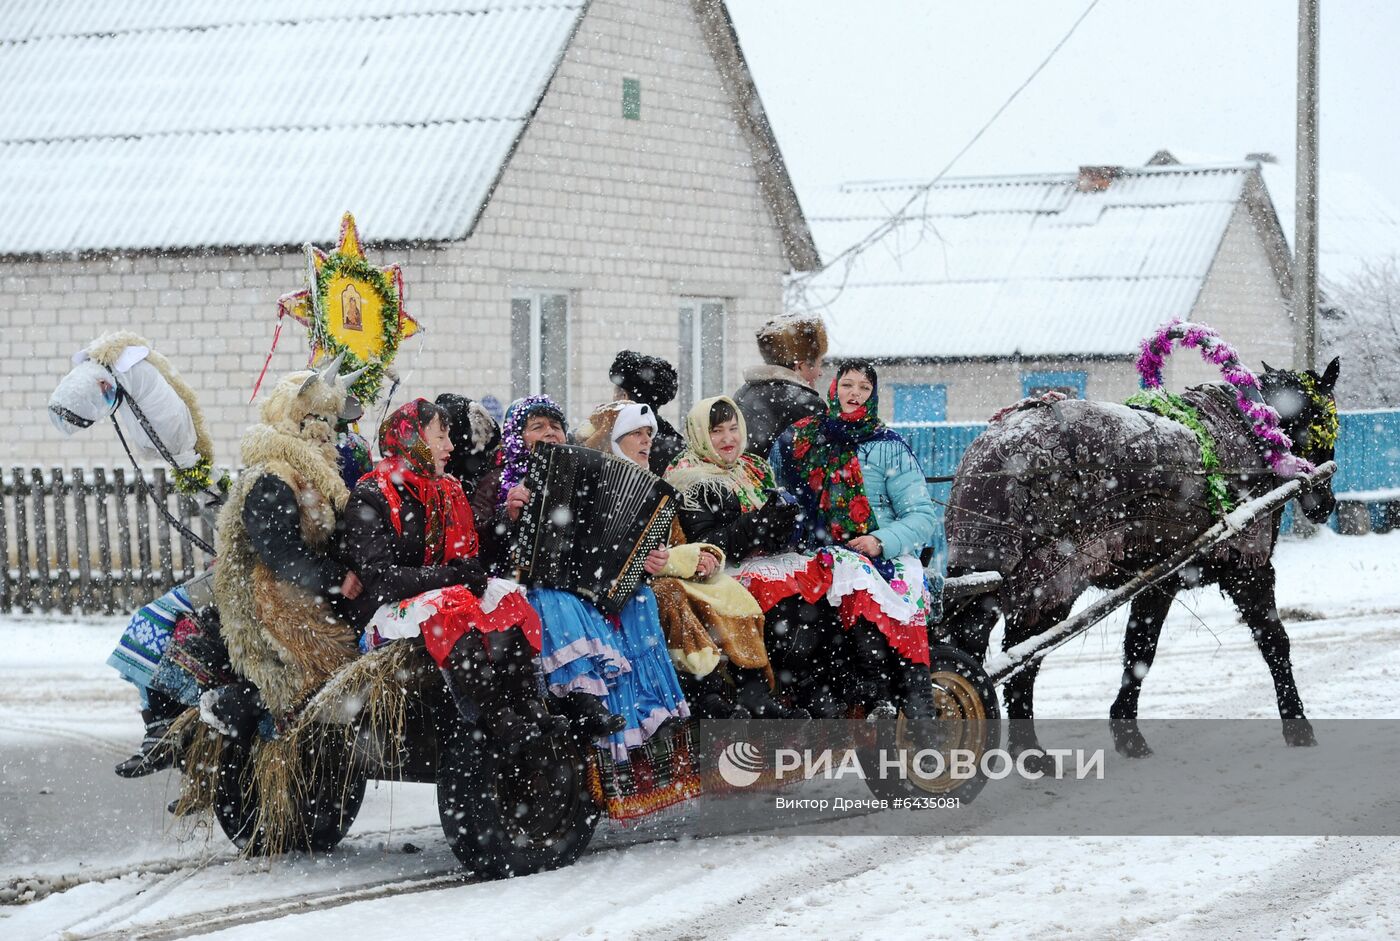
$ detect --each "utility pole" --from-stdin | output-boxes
[1293,0,1320,371]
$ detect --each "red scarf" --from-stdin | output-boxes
[370,399,479,564]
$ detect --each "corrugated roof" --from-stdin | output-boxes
[0,0,585,254]
[802,163,1257,359]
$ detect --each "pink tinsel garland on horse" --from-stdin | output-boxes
[1136,319,1315,478]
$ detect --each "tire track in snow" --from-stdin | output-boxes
[73,871,466,941]
[647,836,979,941]
[1134,836,1397,940]
[2,824,446,905]
[40,809,899,939]
[57,865,206,939]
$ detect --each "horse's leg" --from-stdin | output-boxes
[1001,602,1071,769]
[1219,564,1317,747]
[1108,579,1180,758]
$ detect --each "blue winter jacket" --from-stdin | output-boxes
[769,433,939,560]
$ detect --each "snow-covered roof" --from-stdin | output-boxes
[0,0,586,254]
[802,163,1273,360]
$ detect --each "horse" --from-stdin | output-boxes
[943,359,1340,763]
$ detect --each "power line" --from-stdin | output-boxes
[790,0,1105,312]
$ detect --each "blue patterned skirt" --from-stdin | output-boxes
[531,587,689,762]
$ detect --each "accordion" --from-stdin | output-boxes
[510,444,678,614]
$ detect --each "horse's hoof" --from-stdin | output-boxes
[1015,749,1052,776]
[1111,722,1153,758]
[1283,718,1318,747]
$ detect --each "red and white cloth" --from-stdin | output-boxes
[736,548,932,666]
[362,576,542,667]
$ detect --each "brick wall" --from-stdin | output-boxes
[0,0,792,467]
[1172,200,1294,388]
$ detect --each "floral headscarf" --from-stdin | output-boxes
[371,399,477,564]
[784,365,902,543]
[496,394,567,508]
[665,395,773,513]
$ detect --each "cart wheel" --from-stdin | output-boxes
[860,645,1001,805]
[214,733,367,855]
[437,725,599,879]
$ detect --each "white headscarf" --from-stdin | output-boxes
[610,402,658,464]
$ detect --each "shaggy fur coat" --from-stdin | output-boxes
[214,372,358,717]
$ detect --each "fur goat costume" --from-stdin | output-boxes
[214,367,359,717]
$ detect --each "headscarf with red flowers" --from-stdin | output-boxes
[784,362,903,544]
[370,398,478,564]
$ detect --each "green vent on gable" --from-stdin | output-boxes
[622,77,641,120]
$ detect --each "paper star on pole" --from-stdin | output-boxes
[272,211,421,404]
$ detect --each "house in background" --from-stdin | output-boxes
[0,0,818,466]
[801,159,1295,423]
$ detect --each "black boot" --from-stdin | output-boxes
[441,633,494,729]
[491,629,569,738]
[200,680,264,740]
[733,668,809,720]
[895,659,941,748]
[559,691,627,737]
[849,622,895,714]
[114,709,178,778]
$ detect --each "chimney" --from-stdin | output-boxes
[1077,165,1122,193]
[1246,151,1279,164]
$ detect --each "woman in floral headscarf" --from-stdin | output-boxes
[341,399,543,737]
[741,361,939,722]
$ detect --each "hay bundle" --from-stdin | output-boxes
[167,707,223,819]
[161,641,437,856]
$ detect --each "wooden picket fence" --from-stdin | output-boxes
[1,466,216,616]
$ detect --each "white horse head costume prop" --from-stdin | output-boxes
[49,332,213,475]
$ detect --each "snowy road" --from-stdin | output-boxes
[4,530,1400,940]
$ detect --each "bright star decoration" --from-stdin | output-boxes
[273,212,421,404]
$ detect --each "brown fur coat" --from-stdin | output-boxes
[214,372,358,718]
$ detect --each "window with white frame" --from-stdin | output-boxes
[678,298,726,417]
[510,291,570,416]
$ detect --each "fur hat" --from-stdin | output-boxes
[435,393,502,482]
[756,314,828,367]
[582,402,657,464]
[609,350,678,408]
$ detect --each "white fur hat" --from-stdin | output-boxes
[609,402,658,463]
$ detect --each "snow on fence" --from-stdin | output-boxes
[1,466,216,616]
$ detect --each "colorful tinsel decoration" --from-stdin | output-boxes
[1136,319,1315,479]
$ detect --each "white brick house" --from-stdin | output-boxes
[801,161,1295,423]
[0,0,818,467]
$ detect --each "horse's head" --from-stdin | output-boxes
[1259,357,1340,523]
